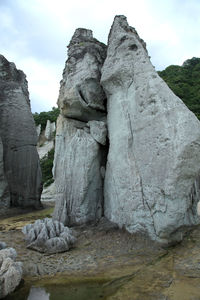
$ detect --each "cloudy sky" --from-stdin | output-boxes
[1,0,200,113]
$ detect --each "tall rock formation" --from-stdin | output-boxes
[101,16,200,244]
[0,55,42,208]
[53,16,200,244]
[53,29,107,225]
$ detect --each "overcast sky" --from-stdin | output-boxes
[1,0,200,113]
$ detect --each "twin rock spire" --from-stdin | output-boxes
[52,16,200,245]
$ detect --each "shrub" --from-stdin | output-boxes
[158,57,200,119]
[40,149,54,187]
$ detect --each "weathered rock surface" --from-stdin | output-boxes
[101,15,200,244]
[87,120,107,145]
[53,115,105,225]
[0,247,23,299]
[53,29,107,226]
[0,136,10,207]
[0,55,42,208]
[22,218,76,253]
[58,28,107,122]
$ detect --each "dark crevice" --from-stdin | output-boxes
[100,136,109,217]
[78,88,88,105]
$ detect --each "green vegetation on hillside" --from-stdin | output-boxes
[33,107,60,130]
[158,57,200,119]
[33,107,59,187]
[40,148,55,187]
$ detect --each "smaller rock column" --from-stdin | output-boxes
[53,29,107,225]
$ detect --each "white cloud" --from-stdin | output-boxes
[0,0,200,112]
[17,57,62,112]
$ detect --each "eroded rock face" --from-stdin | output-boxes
[0,55,42,208]
[58,28,107,122]
[53,115,105,225]
[22,218,76,253]
[0,247,23,299]
[101,16,200,244]
[53,29,107,225]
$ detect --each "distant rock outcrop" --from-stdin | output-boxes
[53,16,200,244]
[44,120,55,141]
[37,120,55,160]
[53,29,107,225]
[0,55,42,208]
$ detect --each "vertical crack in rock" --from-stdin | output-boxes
[101,15,200,244]
[0,136,10,207]
[0,55,42,208]
[53,29,107,226]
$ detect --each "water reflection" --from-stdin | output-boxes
[27,287,50,300]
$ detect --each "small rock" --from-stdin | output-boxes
[0,247,23,299]
[22,218,76,254]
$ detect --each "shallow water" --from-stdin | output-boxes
[4,280,113,300]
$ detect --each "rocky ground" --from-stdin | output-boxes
[1,203,200,299]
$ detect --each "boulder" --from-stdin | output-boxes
[0,55,42,208]
[101,15,200,244]
[0,247,23,299]
[22,218,76,253]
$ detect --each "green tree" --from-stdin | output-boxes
[158,57,200,119]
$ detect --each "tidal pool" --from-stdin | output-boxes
[4,278,115,300]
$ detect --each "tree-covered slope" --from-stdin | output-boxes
[158,57,200,119]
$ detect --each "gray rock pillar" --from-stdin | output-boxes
[53,29,107,225]
[0,55,42,208]
[101,15,200,244]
